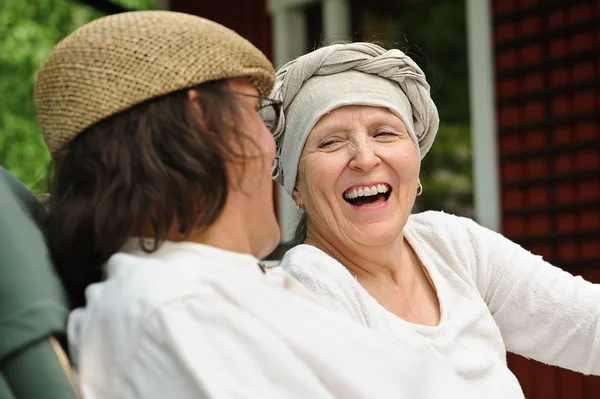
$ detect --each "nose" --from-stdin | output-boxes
[348,141,381,172]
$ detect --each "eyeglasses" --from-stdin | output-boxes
[225,91,282,134]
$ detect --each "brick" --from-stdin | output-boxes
[497,49,519,70]
[557,211,577,232]
[580,210,600,230]
[583,269,600,283]
[547,9,565,29]
[572,90,596,112]
[555,182,575,203]
[520,0,538,8]
[581,240,600,258]
[575,122,598,140]
[528,185,549,206]
[524,129,547,149]
[575,149,600,170]
[497,78,519,97]
[524,100,545,121]
[571,32,594,53]
[529,215,551,235]
[577,180,600,200]
[551,95,571,116]
[558,241,578,260]
[571,61,596,82]
[523,73,544,92]
[496,22,517,42]
[569,3,592,24]
[503,189,525,209]
[520,16,541,36]
[555,154,574,173]
[501,161,524,181]
[504,217,526,237]
[549,38,568,58]
[494,0,515,14]
[526,157,548,178]
[550,67,569,86]
[521,44,542,64]
[501,134,522,152]
[499,105,520,127]
[552,125,572,144]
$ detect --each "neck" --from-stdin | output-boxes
[304,228,413,287]
[167,194,261,259]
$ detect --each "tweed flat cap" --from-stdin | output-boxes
[34,11,275,155]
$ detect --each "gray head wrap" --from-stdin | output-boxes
[270,42,439,196]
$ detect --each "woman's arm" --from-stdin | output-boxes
[461,216,600,375]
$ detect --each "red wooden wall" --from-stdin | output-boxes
[169,0,273,60]
[492,0,600,397]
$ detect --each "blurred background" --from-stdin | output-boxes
[0,0,598,397]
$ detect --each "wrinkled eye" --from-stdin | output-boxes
[374,131,396,138]
[318,138,344,149]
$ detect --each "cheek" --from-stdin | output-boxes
[299,154,343,204]
[389,143,420,180]
[247,115,276,160]
[257,123,276,159]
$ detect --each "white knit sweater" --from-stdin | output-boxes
[281,211,600,398]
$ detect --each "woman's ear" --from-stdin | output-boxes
[292,186,304,208]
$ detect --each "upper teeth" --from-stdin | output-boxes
[343,184,389,200]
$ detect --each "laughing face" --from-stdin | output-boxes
[293,105,420,248]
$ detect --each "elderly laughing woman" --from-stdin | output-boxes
[271,42,600,398]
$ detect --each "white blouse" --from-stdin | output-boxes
[68,240,471,399]
[281,211,600,398]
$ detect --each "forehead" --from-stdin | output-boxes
[227,78,258,96]
[311,105,405,134]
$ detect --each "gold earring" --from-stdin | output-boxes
[416,182,423,196]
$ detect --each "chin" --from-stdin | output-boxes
[349,224,400,247]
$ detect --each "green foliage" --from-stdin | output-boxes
[418,124,473,217]
[0,0,155,193]
[354,0,473,215]
[113,0,157,10]
[390,0,469,124]
[386,0,473,215]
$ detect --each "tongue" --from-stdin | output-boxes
[349,193,386,206]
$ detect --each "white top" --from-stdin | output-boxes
[68,240,472,399]
[281,211,600,398]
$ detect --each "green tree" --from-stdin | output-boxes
[0,0,154,193]
[354,0,473,216]
[391,0,473,216]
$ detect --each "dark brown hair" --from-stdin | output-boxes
[45,80,258,307]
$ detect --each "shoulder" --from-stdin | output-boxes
[68,250,237,363]
[405,210,492,248]
[405,211,496,281]
[407,210,477,232]
[279,245,371,325]
[96,249,242,317]
[281,244,356,283]
[73,251,234,343]
[281,244,334,267]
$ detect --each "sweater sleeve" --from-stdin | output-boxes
[460,216,600,375]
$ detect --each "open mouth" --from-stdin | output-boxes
[343,184,391,207]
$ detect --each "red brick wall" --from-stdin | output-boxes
[169,0,273,60]
[492,0,600,397]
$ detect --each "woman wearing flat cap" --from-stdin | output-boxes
[36,11,468,399]
[273,42,600,398]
